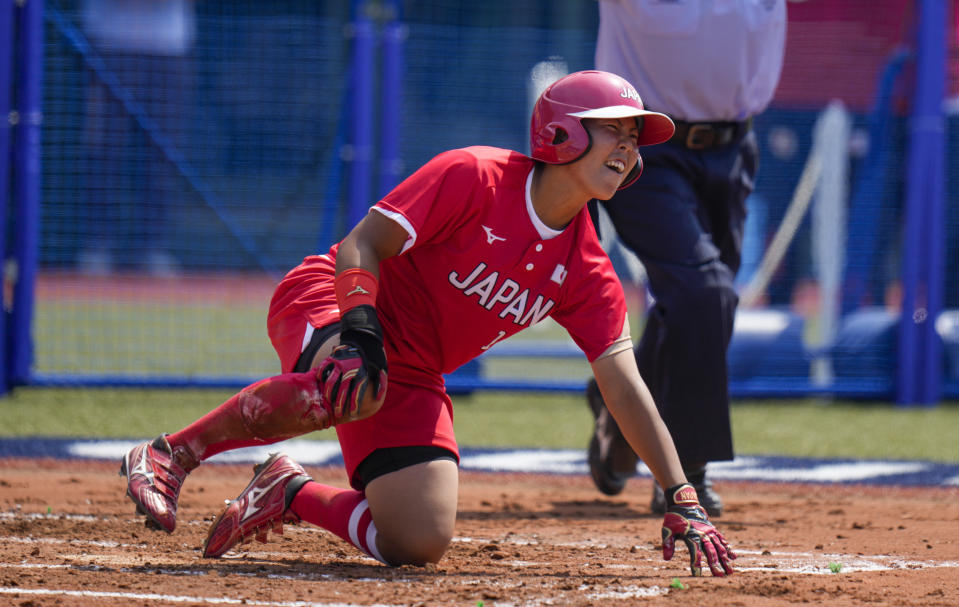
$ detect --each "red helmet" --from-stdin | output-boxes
[530,70,675,188]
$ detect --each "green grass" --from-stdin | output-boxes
[35,301,277,377]
[26,281,957,461]
[1,387,957,462]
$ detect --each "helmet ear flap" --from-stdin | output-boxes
[552,119,591,164]
[552,126,569,145]
[619,154,643,189]
[534,120,586,164]
[530,122,566,164]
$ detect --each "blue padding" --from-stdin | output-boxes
[445,359,482,395]
[727,309,809,380]
[936,310,959,384]
[395,308,959,398]
[830,307,898,380]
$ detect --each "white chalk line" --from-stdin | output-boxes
[2,545,956,607]
[5,523,957,604]
[0,533,142,549]
[0,588,401,607]
[0,585,665,607]
[0,510,100,522]
[731,548,959,575]
[4,534,957,579]
[452,537,959,576]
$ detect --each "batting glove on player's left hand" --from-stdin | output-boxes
[661,483,735,577]
[319,305,388,423]
[319,343,387,422]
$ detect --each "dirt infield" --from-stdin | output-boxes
[1,458,957,606]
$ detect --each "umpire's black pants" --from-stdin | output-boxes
[598,130,759,466]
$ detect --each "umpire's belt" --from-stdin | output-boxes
[670,118,752,150]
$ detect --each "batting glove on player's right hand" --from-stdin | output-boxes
[319,305,388,423]
[661,483,735,577]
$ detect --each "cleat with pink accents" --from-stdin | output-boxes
[202,453,311,558]
[119,435,198,533]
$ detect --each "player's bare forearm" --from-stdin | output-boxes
[336,210,408,276]
[592,352,735,577]
[590,351,686,489]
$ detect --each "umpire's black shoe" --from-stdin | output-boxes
[650,465,724,518]
[586,378,639,496]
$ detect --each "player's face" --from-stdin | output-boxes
[575,117,641,199]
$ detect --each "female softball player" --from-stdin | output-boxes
[120,70,735,577]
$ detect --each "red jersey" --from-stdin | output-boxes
[374,146,628,382]
[271,146,630,386]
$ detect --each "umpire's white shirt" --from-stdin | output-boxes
[596,0,787,122]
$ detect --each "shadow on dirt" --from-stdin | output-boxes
[458,498,651,521]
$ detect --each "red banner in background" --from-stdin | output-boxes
[774,0,958,112]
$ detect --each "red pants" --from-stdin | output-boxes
[267,255,458,488]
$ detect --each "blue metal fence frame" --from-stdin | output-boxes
[346,0,375,229]
[0,0,13,395]
[9,0,43,388]
[896,0,947,405]
[377,0,404,198]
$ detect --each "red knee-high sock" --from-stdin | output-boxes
[166,372,330,464]
[166,391,277,463]
[290,481,387,564]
